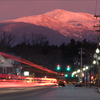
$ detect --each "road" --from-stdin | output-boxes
[0,84,100,100]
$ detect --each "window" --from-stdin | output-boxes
[3,67,7,73]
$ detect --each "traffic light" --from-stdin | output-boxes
[91,76,94,80]
[61,73,64,76]
[57,64,60,70]
[71,74,74,78]
[66,65,70,71]
[65,74,68,77]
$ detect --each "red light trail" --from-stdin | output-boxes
[0,52,58,88]
[0,52,57,74]
[14,65,43,73]
[0,74,57,88]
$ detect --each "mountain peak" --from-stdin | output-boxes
[50,9,69,13]
[45,9,71,14]
[44,9,71,18]
[0,9,97,45]
[44,9,95,22]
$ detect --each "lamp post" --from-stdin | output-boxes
[94,48,100,87]
[83,66,89,87]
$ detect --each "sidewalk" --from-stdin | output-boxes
[83,85,100,93]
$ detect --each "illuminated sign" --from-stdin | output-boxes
[24,71,29,76]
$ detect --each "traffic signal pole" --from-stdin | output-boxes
[80,47,83,83]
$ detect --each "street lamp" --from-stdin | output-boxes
[77,69,80,73]
[86,66,89,70]
[94,53,97,58]
[76,69,82,82]
[93,60,96,64]
[82,66,89,87]
[93,48,100,87]
[96,48,100,54]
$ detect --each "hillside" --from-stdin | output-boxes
[0,9,98,45]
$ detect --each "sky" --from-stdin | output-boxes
[0,0,100,22]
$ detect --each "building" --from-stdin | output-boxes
[0,55,13,74]
[0,54,21,75]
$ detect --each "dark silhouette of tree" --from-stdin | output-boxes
[21,33,30,45]
[0,31,16,52]
[11,37,97,72]
[31,33,47,45]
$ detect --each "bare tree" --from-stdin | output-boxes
[0,31,16,51]
[31,33,47,45]
[21,33,31,44]
[28,33,47,64]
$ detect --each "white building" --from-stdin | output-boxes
[0,55,13,74]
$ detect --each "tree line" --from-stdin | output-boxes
[0,31,97,72]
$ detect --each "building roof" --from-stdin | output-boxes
[0,55,13,67]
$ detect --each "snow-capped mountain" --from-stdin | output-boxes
[0,9,98,45]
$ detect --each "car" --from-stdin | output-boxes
[74,82,82,87]
[57,81,65,87]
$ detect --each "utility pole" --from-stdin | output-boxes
[81,47,83,83]
[79,47,84,83]
[94,14,100,87]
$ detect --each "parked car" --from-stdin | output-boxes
[57,81,65,87]
[74,82,82,87]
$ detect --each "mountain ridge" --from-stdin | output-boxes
[0,9,98,45]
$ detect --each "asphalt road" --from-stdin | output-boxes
[0,84,100,100]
